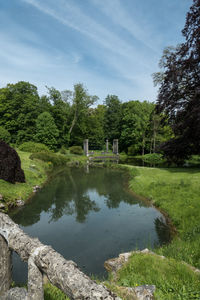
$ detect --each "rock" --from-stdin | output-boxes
[0,203,6,209]
[33,185,40,193]
[0,140,25,184]
[134,285,155,300]
[1,287,28,300]
[115,285,155,300]
[0,194,3,201]
[104,252,132,274]
[16,200,25,207]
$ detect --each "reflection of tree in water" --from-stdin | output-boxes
[154,217,171,245]
[10,167,143,226]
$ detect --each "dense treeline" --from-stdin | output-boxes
[0,81,171,155]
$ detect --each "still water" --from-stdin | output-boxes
[9,167,170,283]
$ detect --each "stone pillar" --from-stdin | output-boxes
[106,139,109,153]
[83,139,89,156]
[28,256,44,300]
[113,139,119,155]
[0,235,12,294]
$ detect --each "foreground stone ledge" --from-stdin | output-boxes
[0,212,121,300]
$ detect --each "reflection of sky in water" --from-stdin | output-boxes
[10,167,170,283]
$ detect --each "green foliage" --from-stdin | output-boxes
[46,86,70,147]
[18,141,50,153]
[0,81,41,144]
[44,283,69,300]
[0,126,11,143]
[120,100,154,154]
[68,83,98,145]
[127,144,140,156]
[142,153,164,164]
[117,253,200,300]
[69,145,83,155]
[34,112,59,150]
[30,152,70,167]
[104,95,122,141]
[59,145,67,155]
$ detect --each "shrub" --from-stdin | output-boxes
[59,145,67,155]
[19,141,50,153]
[69,146,83,155]
[127,145,140,156]
[142,153,164,164]
[34,112,59,151]
[0,126,11,143]
[30,152,70,167]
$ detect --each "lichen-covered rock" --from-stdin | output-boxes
[1,287,28,300]
[0,140,25,184]
[114,285,155,300]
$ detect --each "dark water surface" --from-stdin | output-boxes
[9,167,170,283]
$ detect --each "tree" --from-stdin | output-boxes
[68,83,98,145]
[46,87,70,147]
[0,81,40,144]
[34,112,59,150]
[120,101,154,154]
[85,105,106,150]
[104,95,122,142]
[155,0,200,159]
[0,126,11,143]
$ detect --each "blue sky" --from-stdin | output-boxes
[0,0,191,103]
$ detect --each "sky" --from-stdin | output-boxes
[0,0,191,103]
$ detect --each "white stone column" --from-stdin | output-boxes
[83,139,89,156]
[106,140,109,153]
[113,139,119,155]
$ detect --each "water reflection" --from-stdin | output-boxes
[11,168,141,226]
[9,167,171,283]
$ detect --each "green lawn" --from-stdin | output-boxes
[108,165,200,299]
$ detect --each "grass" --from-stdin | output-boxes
[44,283,69,300]
[0,151,48,208]
[106,164,200,299]
[116,253,200,300]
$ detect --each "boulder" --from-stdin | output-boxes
[0,140,25,184]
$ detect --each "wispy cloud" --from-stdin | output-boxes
[1,0,190,102]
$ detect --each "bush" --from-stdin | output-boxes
[19,142,50,153]
[30,152,70,167]
[127,145,140,156]
[69,146,83,155]
[142,153,164,164]
[59,145,67,155]
[0,126,11,143]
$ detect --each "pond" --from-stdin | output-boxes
[9,167,171,283]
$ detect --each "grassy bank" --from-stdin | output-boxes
[0,151,49,209]
[110,165,200,299]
